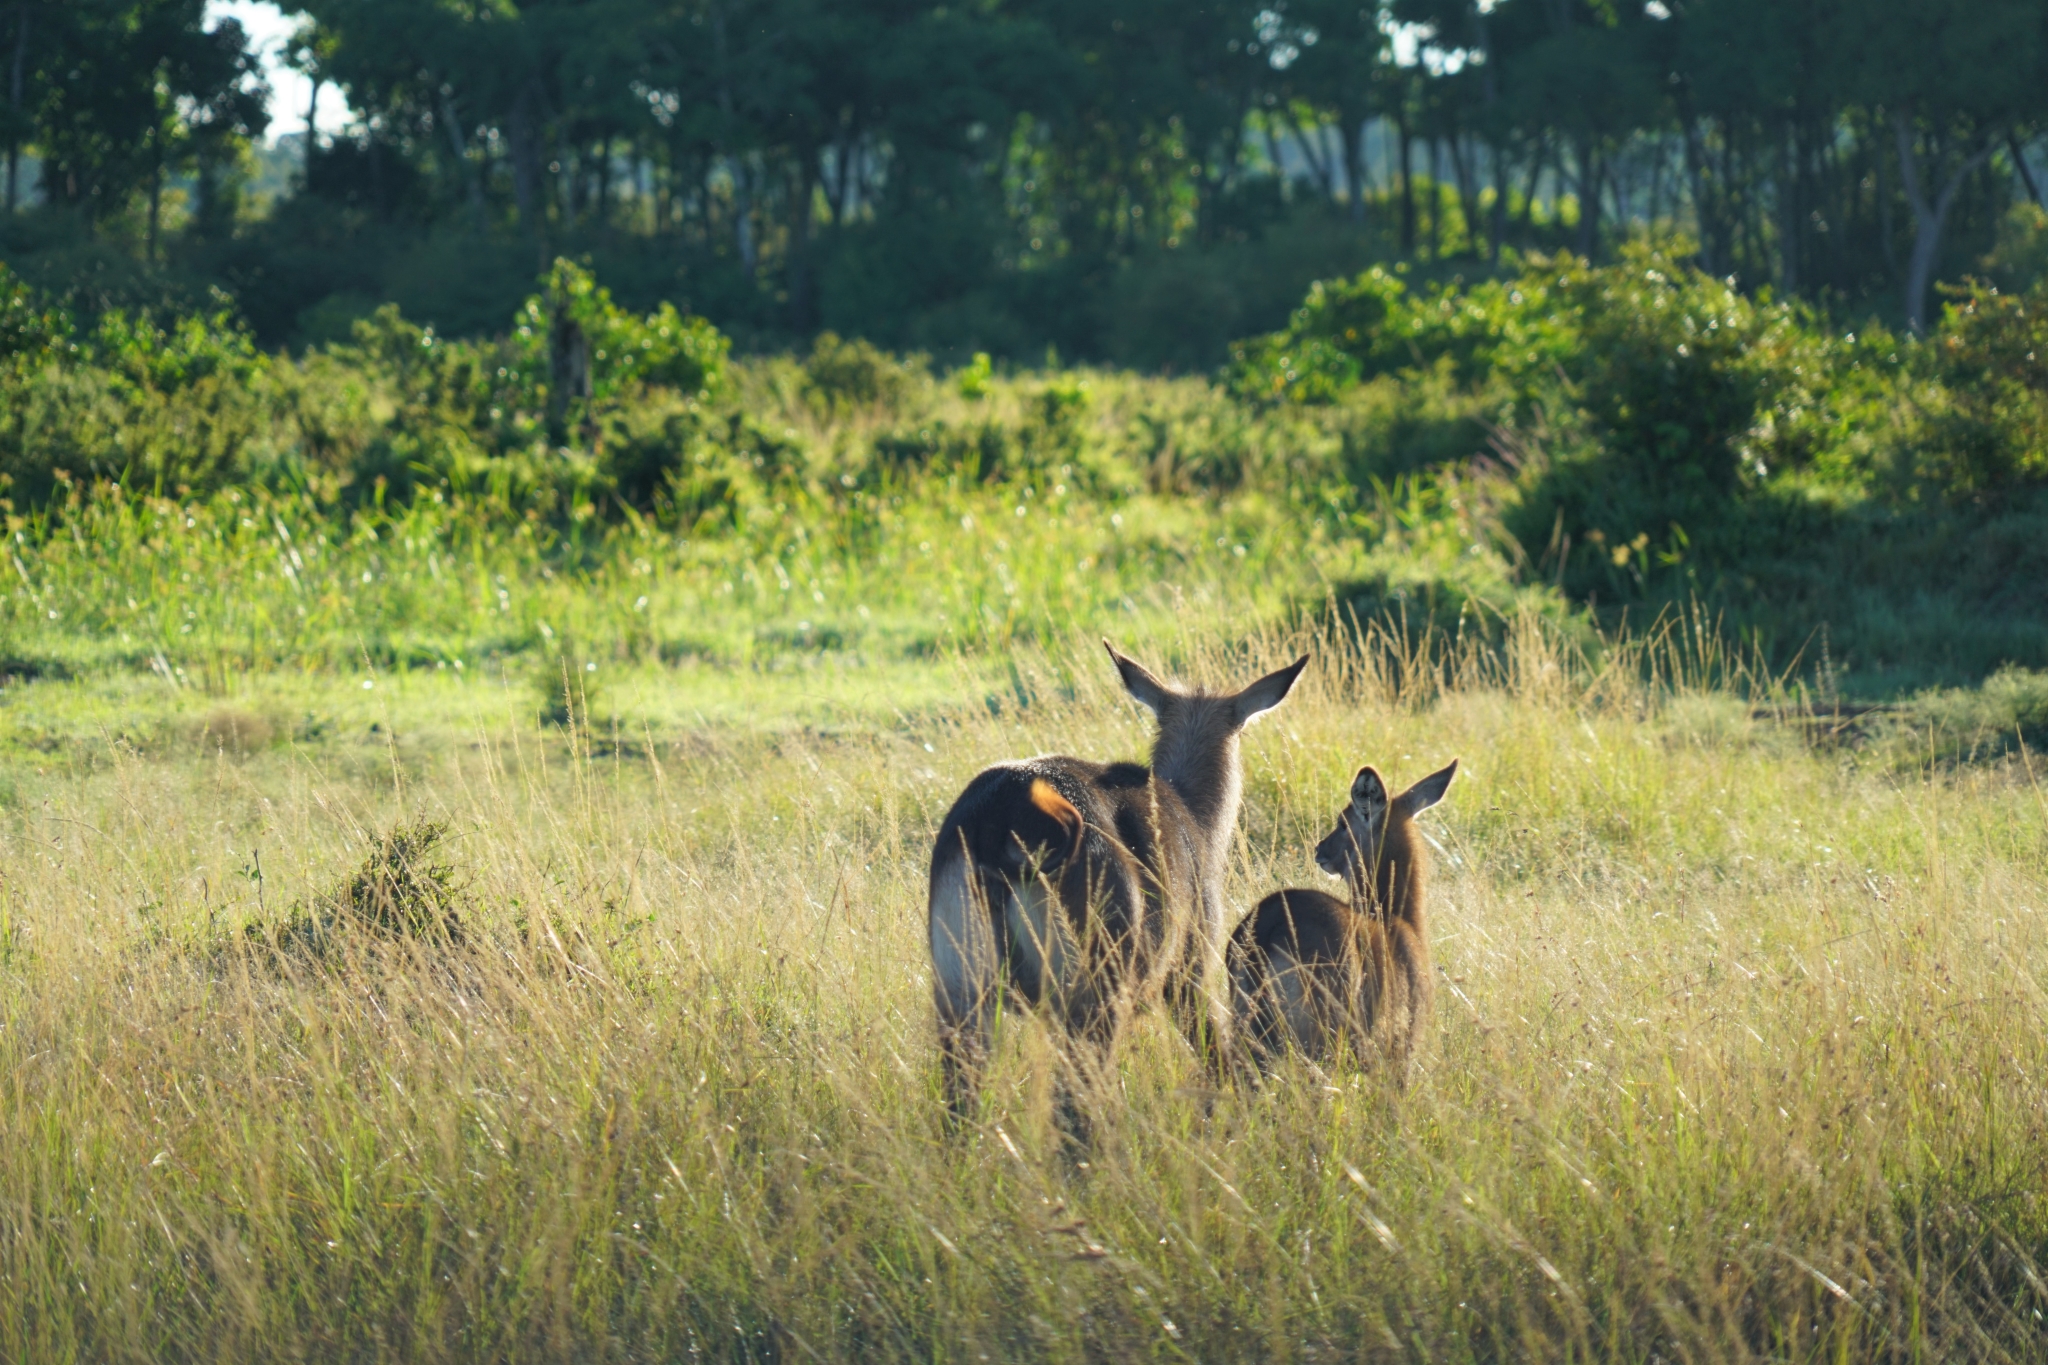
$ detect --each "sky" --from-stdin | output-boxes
[204,0,355,142]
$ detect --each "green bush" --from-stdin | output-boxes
[0,277,275,504]
[509,258,728,414]
[801,331,922,415]
[1926,277,2048,493]
[0,265,73,365]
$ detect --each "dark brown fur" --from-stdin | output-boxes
[928,644,1308,1137]
[1229,759,1457,1078]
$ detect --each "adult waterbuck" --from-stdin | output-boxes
[1229,759,1457,1079]
[927,642,1308,1139]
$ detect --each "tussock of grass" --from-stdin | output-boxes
[194,706,275,755]
[263,819,465,956]
[0,612,2044,1360]
[1901,666,2048,763]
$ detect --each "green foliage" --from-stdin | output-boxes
[954,351,993,401]
[0,249,2044,696]
[0,266,75,367]
[1892,664,2048,762]
[12,0,2044,365]
[1220,242,2048,686]
[281,820,464,949]
[510,259,729,411]
[1557,249,1797,495]
[0,284,274,504]
[1981,203,2048,293]
[1928,277,2048,492]
[801,331,922,415]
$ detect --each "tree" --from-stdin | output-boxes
[1846,0,2044,333]
[32,0,265,247]
[1264,0,1394,225]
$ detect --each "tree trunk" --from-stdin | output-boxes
[2008,132,2043,209]
[1261,116,1289,196]
[1447,134,1478,255]
[709,4,754,272]
[1778,123,1801,296]
[6,2,28,214]
[1894,111,1994,335]
[509,88,546,266]
[1426,139,1441,258]
[1647,137,1665,228]
[1339,113,1366,225]
[1471,5,1503,257]
[303,74,321,183]
[826,131,852,225]
[438,89,485,232]
[547,280,593,450]
[732,156,756,272]
[1489,139,1508,260]
[1516,137,1546,232]
[147,156,161,265]
[789,154,816,333]
[1572,136,1600,259]
[1287,111,1335,200]
[1396,111,1415,254]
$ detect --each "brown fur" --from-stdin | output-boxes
[928,644,1308,1138]
[1228,759,1457,1078]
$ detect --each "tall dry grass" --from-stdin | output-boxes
[1,614,2044,1362]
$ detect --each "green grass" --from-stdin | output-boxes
[0,607,2045,1361]
[1,257,2046,1357]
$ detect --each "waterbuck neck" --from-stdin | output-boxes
[1351,816,1426,928]
[1148,696,1245,856]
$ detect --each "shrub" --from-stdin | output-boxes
[324,820,463,943]
[260,819,465,958]
[509,259,728,414]
[0,281,275,503]
[0,264,73,366]
[801,331,921,414]
[1926,278,2048,493]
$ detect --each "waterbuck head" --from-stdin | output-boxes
[1103,641,1308,853]
[1314,759,1458,890]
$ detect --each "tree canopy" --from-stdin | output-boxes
[1,0,2044,355]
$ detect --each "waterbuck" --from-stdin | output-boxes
[927,642,1308,1138]
[1229,759,1457,1078]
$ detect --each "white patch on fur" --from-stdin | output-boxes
[1008,877,1072,997]
[1267,947,1319,1051]
[929,851,996,1027]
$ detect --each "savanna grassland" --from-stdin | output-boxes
[0,247,2047,1362]
[3,612,2047,1363]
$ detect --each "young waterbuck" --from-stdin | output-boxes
[927,642,1308,1137]
[1229,759,1458,1078]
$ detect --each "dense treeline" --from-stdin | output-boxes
[2,1,2046,359]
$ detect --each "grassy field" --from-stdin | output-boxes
[1,249,2046,1360]
[1,601,2045,1362]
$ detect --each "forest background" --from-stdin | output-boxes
[5,0,2048,362]
[0,0,2044,699]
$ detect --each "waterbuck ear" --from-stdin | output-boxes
[1230,654,1309,726]
[1104,639,1171,715]
[1351,765,1388,810]
[1396,759,1458,816]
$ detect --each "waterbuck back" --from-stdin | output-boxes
[929,642,1307,1137]
[1229,759,1457,1078]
